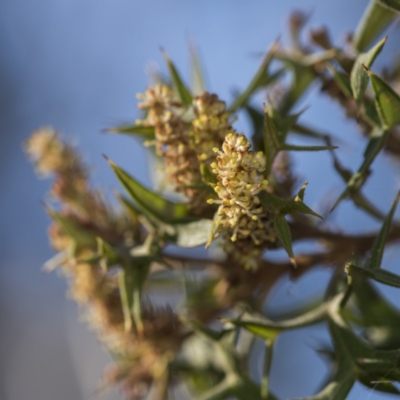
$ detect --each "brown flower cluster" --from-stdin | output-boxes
[192,92,233,163]
[25,129,184,399]
[136,86,232,207]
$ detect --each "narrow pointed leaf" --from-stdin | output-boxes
[368,68,400,128]
[351,36,387,105]
[263,106,282,175]
[327,64,352,97]
[48,210,97,249]
[376,0,400,12]
[162,49,192,105]
[346,263,400,288]
[281,144,337,152]
[273,213,296,267]
[277,65,315,116]
[367,192,400,269]
[225,302,327,340]
[189,41,206,95]
[105,124,155,137]
[119,261,150,334]
[331,127,388,211]
[359,375,400,394]
[261,339,275,399]
[107,157,192,223]
[290,123,330,140]
[353,1,395,52]
[119,267,134,332]
[328,145,384,220]
[228,41,278,111]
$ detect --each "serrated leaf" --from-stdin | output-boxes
[353,1,395,52]
[351,36,387,105]
[105,124,155,137]
[228,41,279,111]
[368,67,400,128]
[273,213,296,267]
[162,49,192,105]
[107,157,193,224]
[346,262,400,288]
[367,192,400,270]
[175,219,214,248]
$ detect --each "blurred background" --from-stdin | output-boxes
[1,1,400,399]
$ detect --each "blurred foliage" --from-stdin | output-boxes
[25,2,400,399]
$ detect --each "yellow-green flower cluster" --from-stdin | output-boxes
[208,132,276,246]
[192,92,233,162]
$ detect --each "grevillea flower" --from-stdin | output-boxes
[208,132,276,247]
[191,92,233,163]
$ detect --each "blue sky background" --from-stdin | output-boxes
[1,1,400,399]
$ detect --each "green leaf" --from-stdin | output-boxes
[351,36,387,105]
[273,213,296,267]
[116,193,141,225]
[189,41,206,95]
[331,127,388,211]
[175,219,214,248]
[105,124,155,137]
[358,375,400,395]
[119,266,134,332]
[346,263,400,288]
[96,237,120,270]
[277,65,315,116]
[367,67,400,128]
[48,210,97,250]
[327,144,384,220]
[162,49,192,105]
[119,261,150,334]
[261,339,275,399]
[291,377,354,400]
[228,41,279,111]
[263,105,282,175]
[353,1,395,52]
[280,182,323,219]
[367,192,400,269]
[281,144,337,152]
[260,182,322,220]
[107,157,193,224]
[376,0,400,12]
[225,302,327,341]
[352,280,400,349]
[290,123,330,140]
[327,64,352,97]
